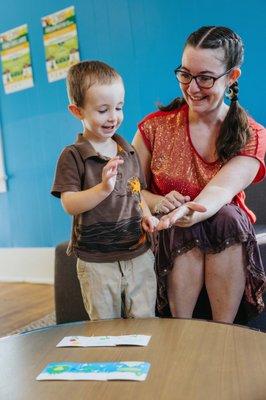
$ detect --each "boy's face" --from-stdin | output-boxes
[77,78,125,141]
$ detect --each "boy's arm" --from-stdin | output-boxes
[141,192,152,218]
[141,192,159,233]
[61,156,124,215]
[61,184,111,216]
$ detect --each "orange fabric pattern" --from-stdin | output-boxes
[138,104,266,223]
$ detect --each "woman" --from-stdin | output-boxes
[133,26,266,323]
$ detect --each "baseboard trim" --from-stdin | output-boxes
[0,248,54,284]
[0,276,53,284]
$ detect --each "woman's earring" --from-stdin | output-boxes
[225,86,234,100]
[225,82,238,102]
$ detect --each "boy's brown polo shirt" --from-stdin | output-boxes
[51,133,150,262]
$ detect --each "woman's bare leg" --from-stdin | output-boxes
[167,247,204,318]
[205,243,246,323]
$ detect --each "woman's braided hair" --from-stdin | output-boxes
[159,26,250,161]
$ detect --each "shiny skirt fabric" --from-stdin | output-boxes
[155,204,265,318]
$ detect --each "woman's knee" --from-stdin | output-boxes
[209,204,245,232]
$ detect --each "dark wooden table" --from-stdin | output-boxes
[1,318,266,400]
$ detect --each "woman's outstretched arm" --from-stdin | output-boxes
[157,155,260,229]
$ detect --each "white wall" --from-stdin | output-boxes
[0,248,54,283]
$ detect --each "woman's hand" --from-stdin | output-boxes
[156,202,207,230]
[154,191,190,214]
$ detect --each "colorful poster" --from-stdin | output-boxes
[0,24,34,94]
[36,361,151,381]
[41,6,80,83]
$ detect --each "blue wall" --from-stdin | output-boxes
[0,0,265,247]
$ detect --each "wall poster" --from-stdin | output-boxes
[42,6,80,83]
[0,24,34,94]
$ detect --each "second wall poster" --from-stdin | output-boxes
[42,6,80,83]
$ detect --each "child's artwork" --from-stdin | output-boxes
[0,24,34,94]
[56,334,151,347]
[41,5,80,82]
[36,361,151,381]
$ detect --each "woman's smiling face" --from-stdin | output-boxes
[180,45,234,115]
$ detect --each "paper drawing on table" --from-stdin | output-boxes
[36,361,151,381]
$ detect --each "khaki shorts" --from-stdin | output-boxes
[77,249,156,320]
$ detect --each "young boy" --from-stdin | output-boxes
[51,60,158,320]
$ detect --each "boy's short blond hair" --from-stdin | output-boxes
[67,60,121,107]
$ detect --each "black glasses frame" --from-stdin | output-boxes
[174,65,234,89]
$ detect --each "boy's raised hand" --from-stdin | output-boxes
[101,156,124,193]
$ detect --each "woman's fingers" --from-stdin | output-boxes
[156,216,172,230]
[168,205,190,224]
[157,206,188,230]
[155,198,176,213]
[165,193,182,208]
[160,199,176,212]
[156,202,206,230]
[154,195,203,216]
[186,202,206,212]
[165,191,191,207]
[154,192,191,214]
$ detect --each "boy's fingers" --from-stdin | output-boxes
[109,157,124,164]
[110,155,122,160]
[106,171,117,178]
[142,220,152,233]
[151,216,160,228]
[108,160,124,168]
[105,158,124,171]
[104,160,123,175]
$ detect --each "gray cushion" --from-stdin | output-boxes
[54,242,88,324]
[245,180,266,224]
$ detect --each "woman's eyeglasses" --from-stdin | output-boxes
[174,66,233,89]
